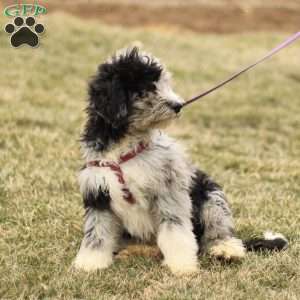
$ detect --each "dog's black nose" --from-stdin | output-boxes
[169,102,183,113]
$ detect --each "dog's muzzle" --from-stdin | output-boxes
[168,102,183,113]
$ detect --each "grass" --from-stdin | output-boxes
[0,13,300,300]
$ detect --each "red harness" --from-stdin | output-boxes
[86,142,148,204]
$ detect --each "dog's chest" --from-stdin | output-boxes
[108,155,164,240]
[81,133,190,240]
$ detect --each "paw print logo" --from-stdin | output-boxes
[4,16,45,48]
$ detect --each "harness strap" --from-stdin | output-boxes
[86,141,148,204]
[119,141,148,163]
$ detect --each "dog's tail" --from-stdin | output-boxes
[243,231,288,252]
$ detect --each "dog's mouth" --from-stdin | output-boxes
[151,108,180,128]
[175,112,181,119]
[129,101,181,132]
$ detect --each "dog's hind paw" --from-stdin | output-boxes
[209,237,246,261]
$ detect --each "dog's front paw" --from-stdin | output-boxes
[162,259,198,274]
[73,247,113,271]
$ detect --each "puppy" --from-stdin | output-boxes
[74,48,287,274]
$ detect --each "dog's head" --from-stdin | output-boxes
[83,47,184,150]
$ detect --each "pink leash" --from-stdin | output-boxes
[183,32,300,107]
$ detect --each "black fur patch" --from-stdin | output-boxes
[244,238,288,252]
[82,47,162,151]
[190,169,222,245]
[83,187,111,211]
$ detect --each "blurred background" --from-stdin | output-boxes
[2,0,299,33]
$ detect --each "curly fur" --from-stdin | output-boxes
[74,47,288,274]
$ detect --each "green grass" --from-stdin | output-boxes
[0,13,300,300]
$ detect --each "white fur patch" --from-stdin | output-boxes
[263,231,288,242]
[74,247,113,271]
[155,72,184,107]
[209,237,246,260]
[157,222,198,274]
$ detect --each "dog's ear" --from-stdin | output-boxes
[108,76,129,129]
[88,74,130,130]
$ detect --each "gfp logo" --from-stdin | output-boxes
[4,4,47,17]
[3,3,47,48]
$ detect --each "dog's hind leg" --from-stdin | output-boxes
[201,192,246,260]
[190,170,245,260]
[74,208,121,271]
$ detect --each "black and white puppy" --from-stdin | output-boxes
[74,48,287,274]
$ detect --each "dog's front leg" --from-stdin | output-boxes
[157,196,199,274]
[74,208,121,271]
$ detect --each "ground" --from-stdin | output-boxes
[1,0,300,33]
[46,0,300,34]
[0,9,300,300]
